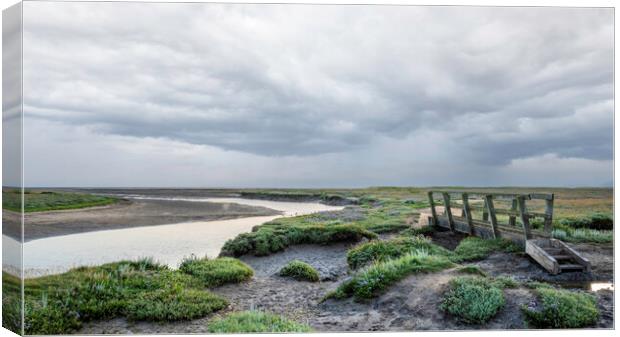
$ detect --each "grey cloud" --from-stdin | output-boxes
[17,2,614,187]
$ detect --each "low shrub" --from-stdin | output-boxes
[522,287,599,328]
[126,287,228,321]
[441,276,505,324]
[208,311,312,333]
[558,213,613,230]
[279,260,320,282]
[347,235,451,269]
[328,251,454,300]
[179,256,253,287]
[552,226,612,244]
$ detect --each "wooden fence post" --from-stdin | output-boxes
[462,193,474,235]
[427,191,437,226]
[544,194,554,237]
[508,199,517,226]
[482,198,489,221]
[442,192,455,232]
[517,196,532,240]
[484,195,499,238]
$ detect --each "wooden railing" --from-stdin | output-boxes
[427,190,554,242]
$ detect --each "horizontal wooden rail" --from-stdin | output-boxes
[427,190,554,243]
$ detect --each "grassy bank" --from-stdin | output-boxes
[2,190,119,212]
[3,257,253,335]
[220,197,430,257]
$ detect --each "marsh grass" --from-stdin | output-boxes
[2,190,118,212]
[451,237,520,262]
[347,235,451,269]
[327,250,454,301]
[279,260,320,282]
[179,256,253,287]
[441,276,506,324]
[10,258,229,334]
[126,287,228,321]
[208,311,312,333]
[220,223,377,257]
[522,286,599,328]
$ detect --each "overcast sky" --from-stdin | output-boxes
[19,2,613,188]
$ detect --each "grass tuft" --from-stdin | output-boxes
[347,235,451,269]
[522,287,599,328]
[451,237,520,262]
[208,311,312,333]
[126,287,228,321]
[441,276,505,324]
[220,223,377,257]
[328,251,454,300]
[179,256,253,287]
[279,260,320,282]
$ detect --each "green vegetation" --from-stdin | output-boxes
[347,236,517,270]
[220,223,377,257]
[347,235,451,269]
[552,226,612,243]
[126,287,227,321]
[2,190,118,212]
[220,196,433,257]
[451,237,520,262]
[327,251,454,301]
[441,276,506,324]
[208,311,312,333]
[179,256,253,287]
[5,258,229,334]
[558,212,613,230]
[398,226,434,237]
[279,260,320,282]
[522,285,599,328]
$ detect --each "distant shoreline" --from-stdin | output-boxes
[3,197,281,242]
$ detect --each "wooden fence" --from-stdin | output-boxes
[427,190,554,243]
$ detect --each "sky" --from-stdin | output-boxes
[16,2,614,188]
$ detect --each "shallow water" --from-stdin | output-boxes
[3,197,342,278]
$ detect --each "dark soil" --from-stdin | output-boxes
[78,232,614,334]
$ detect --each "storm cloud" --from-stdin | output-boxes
[20,2,613,187]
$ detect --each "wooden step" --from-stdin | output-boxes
[559,264,585,271]
[552,255,573,261]
[544,248,563,255]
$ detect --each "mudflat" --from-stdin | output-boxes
[3,198,280,242]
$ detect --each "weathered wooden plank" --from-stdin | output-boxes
[431,190,531,200]
[529,193,554,200]
[517,196,532,240]
[482,198,489,221]
[484,195,500,239]
[508,199,517,227]
[442,192,455,231]
[427,191,438,226]
[554,239,591,272]
[543,195,554,236]
[458,204,546,218]
[526,239,560,274]
[461,193,474,235]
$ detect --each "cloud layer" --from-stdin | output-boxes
[20,3,613,187]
